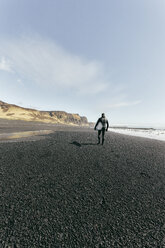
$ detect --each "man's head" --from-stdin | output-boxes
[101,113,105,118]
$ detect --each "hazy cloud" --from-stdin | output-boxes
[0,35,142,122]
[0,57,13,72]
[17,79,24,86]
[107,100,142,109]
[0,35,109,95]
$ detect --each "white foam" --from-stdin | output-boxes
[109,128,165,142]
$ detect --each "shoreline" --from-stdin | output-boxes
[0,118,165,143]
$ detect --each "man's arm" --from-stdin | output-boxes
[94,118,100,130]
[106,120,109,131]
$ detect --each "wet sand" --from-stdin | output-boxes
[0,118,90,134]
[0,118,90,143]
[0,121,165,247]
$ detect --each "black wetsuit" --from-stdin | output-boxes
[95,117,109,145]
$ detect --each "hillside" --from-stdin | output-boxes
[0,101,88,126]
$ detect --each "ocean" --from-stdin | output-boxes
[109,127,165,142]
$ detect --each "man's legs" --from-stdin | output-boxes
[98,130,101,144]
[102,128,105,145]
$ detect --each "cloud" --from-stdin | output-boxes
[0,35,109,95]
[17,79,24,86]
[0,34,142,121]
[0,57,13,72]
[107,100,142,109]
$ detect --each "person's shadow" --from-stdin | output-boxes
[70,141,98,147]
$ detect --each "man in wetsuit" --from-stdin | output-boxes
[94,113,109,145]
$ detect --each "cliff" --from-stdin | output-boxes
[0,101,88,126]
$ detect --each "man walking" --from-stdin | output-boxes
[94,113,109,145]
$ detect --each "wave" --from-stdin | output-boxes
[109,127,165,142]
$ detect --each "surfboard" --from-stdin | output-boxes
[96,122,103,130]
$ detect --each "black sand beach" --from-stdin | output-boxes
[0,124,165,247]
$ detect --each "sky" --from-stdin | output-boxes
[0,0,165,127]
